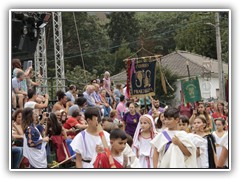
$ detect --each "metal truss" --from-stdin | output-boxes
[34,27,48,95]
[52,12,66,92]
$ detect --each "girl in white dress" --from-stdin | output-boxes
[132,114,157,168]
[192,115,217,168]
[212,118,228,168]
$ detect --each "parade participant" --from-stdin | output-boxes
[192,116,217,168]
[178,115,191,133]
[212,118,228,168]
[70,107,110,168]
[22,107,49,168]
[132,114,157,168]
[93,129,128,168]
[151,108,197,168]
[216,132,228,168]
[155,112,167,133]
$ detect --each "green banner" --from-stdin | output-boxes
[181,77,201,103]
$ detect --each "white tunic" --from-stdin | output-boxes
[122,143,140,168]
[70,130,110,168]
[212,131,228,167]
[133,136,153,168]
[188,133,208,168]
[150,130,197,168]
[23,128,47,168]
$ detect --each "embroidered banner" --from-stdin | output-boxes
[181,77,201,103]
[130,60,156,98]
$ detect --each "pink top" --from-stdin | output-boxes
[103,77,111,92]
[116,102,126,121]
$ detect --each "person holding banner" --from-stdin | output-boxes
[70,107,110,168]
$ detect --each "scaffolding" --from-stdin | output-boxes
[52,12,66,92]
[34,27,48,95]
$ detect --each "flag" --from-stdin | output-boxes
[130,60,156,98]
[181,77,201,103]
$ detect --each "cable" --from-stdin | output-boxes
[72,12,86,70]
[39,17,225,62]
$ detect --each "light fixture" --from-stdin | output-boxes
[23,25,28,35]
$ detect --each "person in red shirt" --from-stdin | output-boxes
[212,101,227,121]
[63,110,88,139]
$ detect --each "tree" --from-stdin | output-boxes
[106,12,140,53]
[65,65,95,92]
[112,41,131,74]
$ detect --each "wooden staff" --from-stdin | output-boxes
[50,154,76,168]
[96,124,116,168]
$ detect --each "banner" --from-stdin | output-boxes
[181,77,201,103]
[130,60,156,98]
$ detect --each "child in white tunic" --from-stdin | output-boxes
[132,114,157,168]
[22,107,49,168]
[70,107,110,168]
[212,118,228,168]
[150,108,197,168]
[192,115,217,168]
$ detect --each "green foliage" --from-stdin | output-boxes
[65,65,95,91]
[13,11,229,100]
[112,41,131,74]
[106,12,140,52]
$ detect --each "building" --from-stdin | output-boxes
[111,50,228,103]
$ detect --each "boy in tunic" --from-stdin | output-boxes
[150,108,197,168]
[93,129,128,168]
[70,106,110,168]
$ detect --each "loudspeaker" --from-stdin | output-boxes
[12,19,39,54]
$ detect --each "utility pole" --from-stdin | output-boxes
[215,12,225,101]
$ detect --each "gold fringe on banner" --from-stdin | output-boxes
[158,61,167,94]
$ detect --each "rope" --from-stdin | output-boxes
[72,12,86,70]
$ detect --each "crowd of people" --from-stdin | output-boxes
[11,59,229,169]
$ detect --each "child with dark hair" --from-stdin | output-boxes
[70,106,110,168]
[45,113,70,163]
[178,115,190,132]
[101,117,117,133]
[155,112,167,133]
[93,129,128,168]
[22,107,49,168]
[150,107,197,168]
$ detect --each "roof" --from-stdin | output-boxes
[110,71,127,83]
[111,50,229,83]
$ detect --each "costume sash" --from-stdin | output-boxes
[162,131,172,154]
